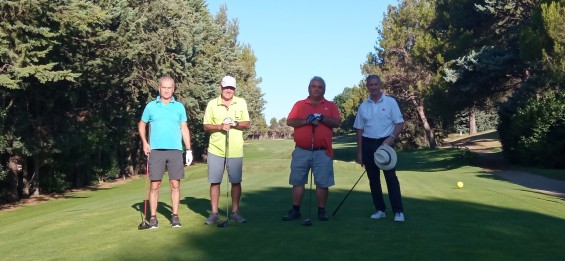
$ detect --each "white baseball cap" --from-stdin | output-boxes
[221,76,237,88]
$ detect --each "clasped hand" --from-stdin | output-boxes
[221,117,237,131]
[306,113,323,124]
[223,117,237,126]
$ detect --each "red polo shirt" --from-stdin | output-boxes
[288,97,341,158]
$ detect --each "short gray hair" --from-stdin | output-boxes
[309,76,326,89]
[158,76,175,87]
[365,74,381,83]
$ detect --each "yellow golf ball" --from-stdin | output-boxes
[457,181,464,188]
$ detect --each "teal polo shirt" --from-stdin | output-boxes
[141,96,188,150]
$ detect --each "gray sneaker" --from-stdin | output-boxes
[204,212,220,225]
[230,211,247,223]
[149,217,159,229]
[170,214,181,228]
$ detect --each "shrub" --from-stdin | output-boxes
[498,89,565,168]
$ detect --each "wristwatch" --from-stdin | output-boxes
[234,121,239,127]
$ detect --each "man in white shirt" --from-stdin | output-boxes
[353,74,405,222]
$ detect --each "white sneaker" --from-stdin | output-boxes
[394,212,405,222]
[370,211,386,219]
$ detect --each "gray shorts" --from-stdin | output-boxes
[289,147,335,188]
[207,152,243,183]
[149,150,185,181]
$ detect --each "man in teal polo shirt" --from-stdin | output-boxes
[203,75,250,225]
[138,76,193,229]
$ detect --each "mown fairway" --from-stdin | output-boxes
[1,137,565,260]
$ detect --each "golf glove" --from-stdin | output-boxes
[314,113,324,122]
[306,114,317,123]
[306,113,323,123]
[223,117,234,125]
[185,149,193,166]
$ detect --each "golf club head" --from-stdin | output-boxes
[302,218,313,226]
[217,220,229,228]
[138,220,150,230]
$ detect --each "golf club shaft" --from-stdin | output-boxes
[307,125,315,222]
[218,130,230,228]
[308,168,313,220]
[332,170,366,216]
[143,157,150,220]
[138,125,151,229]
[143,125,150,221]
[225,131,230,221]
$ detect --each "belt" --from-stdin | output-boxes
[296,146,326,151]
[362,137,387,142]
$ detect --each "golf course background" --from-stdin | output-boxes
[1,136,564,260]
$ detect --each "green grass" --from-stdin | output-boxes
[1,138,565,260]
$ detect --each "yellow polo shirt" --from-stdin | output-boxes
[203,96,250,158]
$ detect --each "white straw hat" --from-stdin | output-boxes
[373,143,397,170]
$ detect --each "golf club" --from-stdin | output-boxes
[332,170,366,216]
[302,169,313,226]
[138,158,151,230]
[302,125,316,226]
[218,128,230,228]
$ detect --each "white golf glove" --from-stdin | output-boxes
[185,149,193,166]
[223,117,237,126]
[223,117,234,125]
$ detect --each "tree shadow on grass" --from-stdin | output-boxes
[131,201,174,221]
[120,183,565,261]
[333,147,469,172]
[182,196,210,219]
[477,170,565,200]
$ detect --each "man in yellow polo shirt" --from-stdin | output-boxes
[203,75,250,225]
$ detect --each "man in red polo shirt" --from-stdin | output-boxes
[282,76,342,222]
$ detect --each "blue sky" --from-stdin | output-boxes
[206,0,397,122]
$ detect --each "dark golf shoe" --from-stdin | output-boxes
[282,209,301,221]
[318,209,329,221]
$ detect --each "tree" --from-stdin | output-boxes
[436,0,535,134]
[1,0,114,199]
[0,0,266,203]
[498,0,565,168]
[364,0,441,148]
[232,44,267,139]
[333,85,367,134]
[443,45,523,134]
